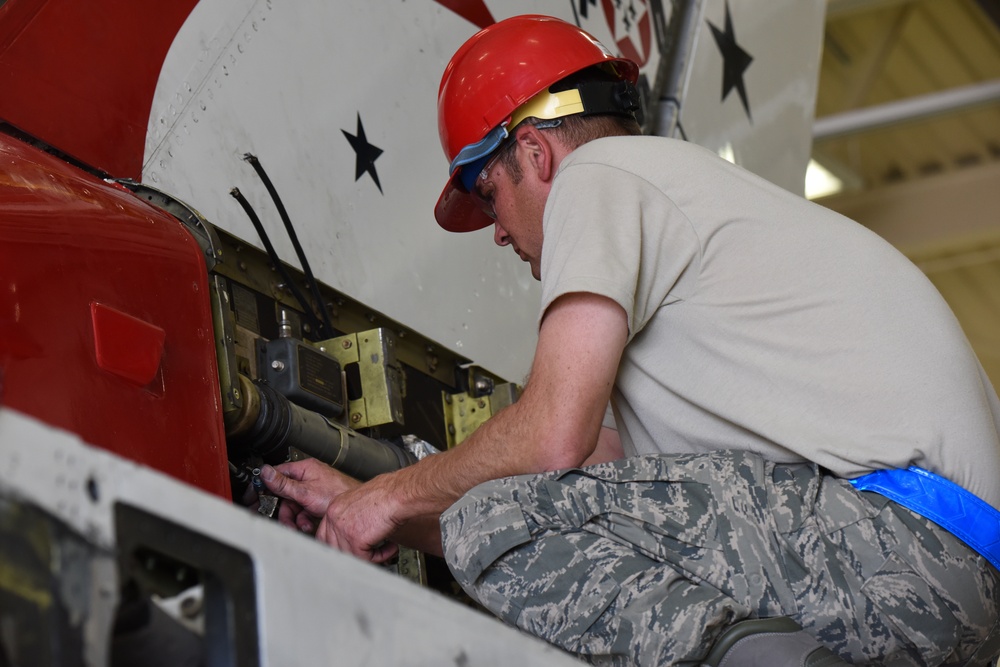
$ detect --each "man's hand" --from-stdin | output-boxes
[260,458,360,535]
[262,460,408,563]
[315,479,403,563]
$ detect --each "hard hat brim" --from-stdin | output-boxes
[434,176,493,233]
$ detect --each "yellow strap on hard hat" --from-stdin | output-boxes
[509,88,584,129]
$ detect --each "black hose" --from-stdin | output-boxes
[242,153,335,337]
[229,187,325,335]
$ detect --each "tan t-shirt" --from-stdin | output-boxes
[540,136,1000,507]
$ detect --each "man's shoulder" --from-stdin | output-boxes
[569,134,668,158]
[563,135,715,175]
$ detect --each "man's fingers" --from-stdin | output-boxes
[260,464,308,503]
[296,514,317,535]
[276,498,303,529]
[240,482,258,506]
[369,541,399,564]
[271,457,325,482]
[314,516,398,564]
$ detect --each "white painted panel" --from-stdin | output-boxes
[678,0,825,196]
[145,0,821,381]
[145,0,542,381]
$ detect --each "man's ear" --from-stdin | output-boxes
[516,125,557,183]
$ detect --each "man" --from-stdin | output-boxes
[262,15,1000,666]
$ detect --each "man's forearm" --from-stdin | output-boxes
[376,384,607,547]
[378,397,547,524]
[325,293,628,561]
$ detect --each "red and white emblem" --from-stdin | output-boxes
[601,0,652,67]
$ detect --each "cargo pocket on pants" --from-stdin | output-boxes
[546,460,723,558]
[441,492,622,648]
[861,550,961,665]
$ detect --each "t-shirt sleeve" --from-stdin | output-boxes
[539,161,702,339]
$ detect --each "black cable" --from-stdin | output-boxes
[242,153,334,337]
[229,187,325,335]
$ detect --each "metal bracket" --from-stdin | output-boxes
[212,276,244,417]
[319,328,405,429]
[442,382,520,448]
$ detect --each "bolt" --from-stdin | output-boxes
[351,412,362,424]
[478,400,486,409]
[271,360,285,371]
[180,595,203,619]
[342,339,353,349]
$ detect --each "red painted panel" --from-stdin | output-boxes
[0,133,231,499]
[0,0,199,178]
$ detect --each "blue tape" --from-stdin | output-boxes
[850,467,1000,571]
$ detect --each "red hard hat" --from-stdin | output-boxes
[434,15,639,233]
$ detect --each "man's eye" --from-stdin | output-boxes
[475,189,497,219]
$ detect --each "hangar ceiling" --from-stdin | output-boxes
[813,0,1000,192]
[813,0,1000,392]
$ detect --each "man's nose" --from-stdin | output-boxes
[493,221,511,247]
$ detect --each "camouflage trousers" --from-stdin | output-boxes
[440,451,1000,666]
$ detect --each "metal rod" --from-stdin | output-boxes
[813,79,1000,141]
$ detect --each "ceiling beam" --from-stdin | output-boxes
[839,3,914,111]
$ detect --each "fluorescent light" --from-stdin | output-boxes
[805,158,844,199]
[718,142,736,164]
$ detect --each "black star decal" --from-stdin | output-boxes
[342,113,384,193]
[707,2,753,122]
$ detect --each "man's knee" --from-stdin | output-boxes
[440,477,537,590]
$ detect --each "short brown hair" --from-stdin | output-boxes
[499,113,641,184]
